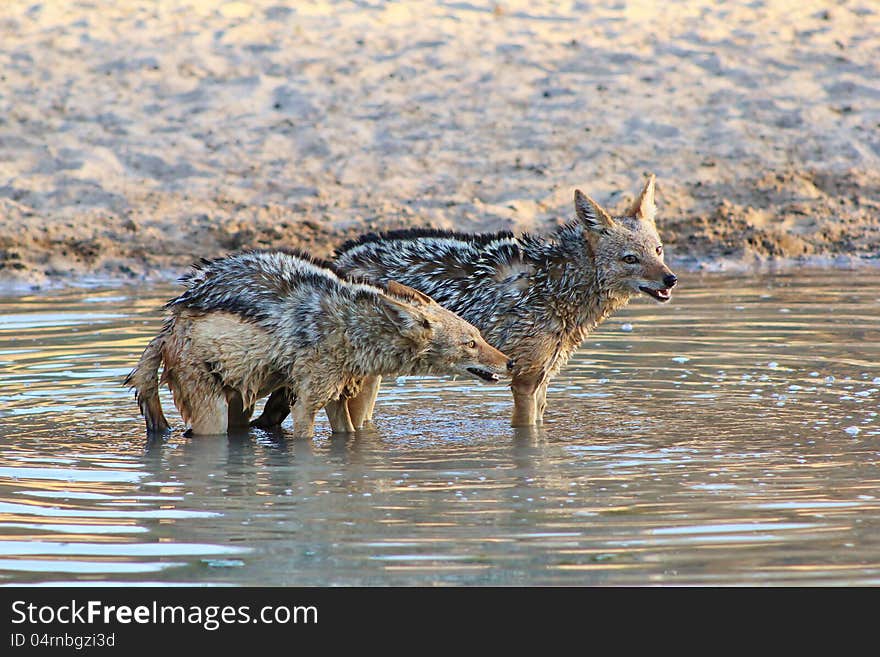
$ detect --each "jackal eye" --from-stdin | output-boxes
[656,245,663,256]
[467,340,477,349]
[622,255,639,264]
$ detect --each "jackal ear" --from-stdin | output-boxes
[386,280,435,306]
[574,189,615,234]
[379,296,434,343]
[628,174,657,223]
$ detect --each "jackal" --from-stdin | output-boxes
[273,175,676,427]
[125,250,511,438]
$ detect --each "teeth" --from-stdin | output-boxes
[639,285,671,301]
[468,367,501,382]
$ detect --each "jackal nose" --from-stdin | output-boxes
[507,359,516,372]
[663,273,678,288]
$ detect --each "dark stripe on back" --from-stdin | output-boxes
[336,228,516,257]
[164,249,353,323]
[179,248,340,281]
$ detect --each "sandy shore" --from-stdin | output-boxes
[1,0,878,291]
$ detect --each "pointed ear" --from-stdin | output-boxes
[574,189,616,234]
[628,174,656,223]
[386,280,435,306]
[379,295,433,343]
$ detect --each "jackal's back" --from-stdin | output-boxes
[338,229,513,307]
[166,249,383,346]
[335,226,608,377]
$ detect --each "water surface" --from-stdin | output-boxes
[1,270,879,585]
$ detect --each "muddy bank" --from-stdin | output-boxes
[1,0,878,291]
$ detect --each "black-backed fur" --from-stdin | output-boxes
[337,228,516,258]
[164,249,363,327]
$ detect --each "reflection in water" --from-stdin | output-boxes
[0,272,879,585]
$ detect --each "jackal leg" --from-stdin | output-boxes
[535,380,549,425]
[290,394,320,439]
[347,375,381,428]
[325,398,356,434]
[511,374,542,427]
[168,359,229,435]
[226,391,254,430]
[186,393,229,435]
[251,388,292,428]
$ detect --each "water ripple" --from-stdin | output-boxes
[0,271,879,585]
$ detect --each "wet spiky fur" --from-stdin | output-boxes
[322,176,677,427]
[125,249,510,438]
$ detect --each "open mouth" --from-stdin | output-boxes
[467,367,501,383]
[639,286,672,303]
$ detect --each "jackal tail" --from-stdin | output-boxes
[124,330,171,434]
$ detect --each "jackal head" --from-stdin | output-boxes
[574,175,677,303]
[382,281,513,382]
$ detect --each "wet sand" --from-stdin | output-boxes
[1,0,879,291]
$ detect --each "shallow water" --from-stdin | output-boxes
[0,270,879,586]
